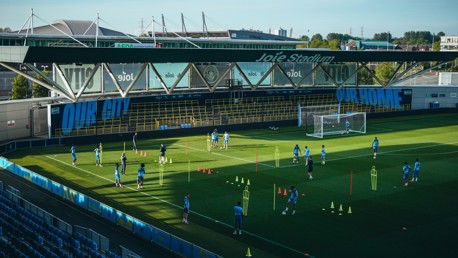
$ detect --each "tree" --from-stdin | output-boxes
[373,32,392,42]
[375,62,396,85]
[32,69,50,98]
[357,68,374,85]
[11,74,31,99]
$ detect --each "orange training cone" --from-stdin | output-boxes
[283,189,287,196]
[197,166,200,172]
[135,149,138,154]
[208,169,212,175]
[203,168,206,173]
[278,187,282,194]
[140,150,143,156]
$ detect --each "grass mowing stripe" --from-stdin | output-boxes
[45,155,306,257]
[279,140,458,168]
[176,144,276,168]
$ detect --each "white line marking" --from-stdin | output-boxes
[45,155,304,256]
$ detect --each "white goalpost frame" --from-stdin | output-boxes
[298,103,341,129]
[306,112,366,138]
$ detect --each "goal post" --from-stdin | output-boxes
[306,112,366,138]
[298,104,341,134]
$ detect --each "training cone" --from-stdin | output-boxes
[140,151,143,156]
[208,169,212,175]
[247,179,250,186]
[339,204,343,212]
[170,158,173,164]
[330,201,335,209]
[203,168,206,173]
[283,189,287,196]
[236,176,239,182]
[348,206,352,214]
[278,187,282,194]
[135,149,138,154]
[144,152,147,157]
[197,166,200,172]
[165,157,168,163]
[241,178,245,184]
[246,247,252,257]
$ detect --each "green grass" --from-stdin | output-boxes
[5,113,458,258]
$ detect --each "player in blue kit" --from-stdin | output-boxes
[411,158,421,182]
[293,144,301,164]
[222,131,229,150]
[183,193,190,224]
[114,163,123,188]
[137,163,146,189]
[282,186,299,215]
[372,137,379,159]
[321,145,326,165]
[402,161,411,187]
[94,146,101,167]
[233,201,243,235]
[304,146,311,166]
[345,119,350,134]
[70,144,77,166]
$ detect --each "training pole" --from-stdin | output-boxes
[188,160,191,182]
[99,143,103,167]
[123,142,126,153]
[186,137,188,156]
[256,150,258,173]
[273,184,276,210]
[349,170,353,196]
[206,133,211,152]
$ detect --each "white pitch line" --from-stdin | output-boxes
[45,155,305,256]
[176,144,276,168]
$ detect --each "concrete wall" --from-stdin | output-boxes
[411,86,458,109]
[0,100,35,142]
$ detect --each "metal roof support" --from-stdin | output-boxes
[24,63,76,96]
[316,63,340,87]
[296,64,318,87]
[75,64,100,101]
[384,62,404,88]
[149,63,170,94]
[275,65,297,88]
[53,64,77,100]
[209,63,236,93]
[190,63,211,91]
[0,62,74,101]
[103,63,125,97]
[233,63,253,88]
[336,62,367,89]
[122,63,148,97]
[255,63,276,89]
[393,61,450,86]
[169,63,192,93]
[362,65,385,86]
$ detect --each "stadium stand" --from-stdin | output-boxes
[0,172,174,258]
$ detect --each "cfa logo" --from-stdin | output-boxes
[203,65,219,84]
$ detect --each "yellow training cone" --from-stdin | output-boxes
[330,201,335,209]
[247,179,251,186]
[170,158,173,164]
[348,206,352,214]
[236,176,239,182]
[339,204,343,212]
[241,177,245,184]
[246,247,252,257]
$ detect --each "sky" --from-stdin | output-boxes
[1,0,458,39]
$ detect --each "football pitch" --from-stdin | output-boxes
[5,113,458,258]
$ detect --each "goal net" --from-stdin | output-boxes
[306,112,366,138]
[298,104,340,130]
